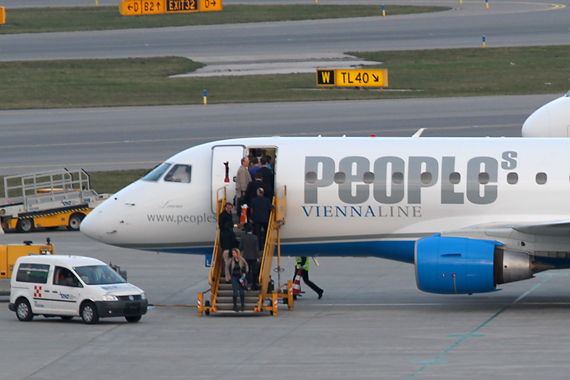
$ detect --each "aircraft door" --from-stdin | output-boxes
[211,145,246,214]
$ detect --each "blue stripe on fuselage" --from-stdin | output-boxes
[144,240,416,264]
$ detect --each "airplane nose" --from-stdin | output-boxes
[81,209,108,242]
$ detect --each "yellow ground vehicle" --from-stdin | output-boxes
[0,169,111,233]
[0,238,55,295]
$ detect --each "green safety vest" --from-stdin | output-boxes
[296,257,309,271]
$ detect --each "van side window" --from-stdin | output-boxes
[16,263,50,284]
[164,164,192,183]
[54,266,82,287]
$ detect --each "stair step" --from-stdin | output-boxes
[217,296,258,303]
[216,303,258,311]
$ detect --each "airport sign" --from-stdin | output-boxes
[316,68,388,87]
[119,0,221,16]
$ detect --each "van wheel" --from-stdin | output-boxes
[67,213,85,231]
[125,315,142,323]
[15,298,33,321]
[16,219,34,233]
[80,301,99,324]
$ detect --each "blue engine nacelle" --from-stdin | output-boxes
[415,235,533,294]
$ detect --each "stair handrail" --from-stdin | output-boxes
[208,186,228,310]
[257,185,287,310]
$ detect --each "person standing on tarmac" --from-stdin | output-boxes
[294,256,323,299]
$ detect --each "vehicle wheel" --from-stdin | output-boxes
[204,300,210,316]
[125,315,142,323]
[67,213,85,231]
[15,298,33,321]
[60,316,74,321]
[16,218,34,233]
[80,301,99,324]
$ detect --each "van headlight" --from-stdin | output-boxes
[141,293,146,300]
[102,294,118,301]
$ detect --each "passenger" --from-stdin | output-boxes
[218,202,233,230]
[249,188,275,250]
[294,256,323,299]
[243,172,269,212]
[225,248,249,312]
[235,157,251,214]
[256,157,274,199]
[239,223,261,290]
[220,222,239,275]
[264,155,273,170]
[249,157,261,179]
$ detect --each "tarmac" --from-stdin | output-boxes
[2,229,570,379]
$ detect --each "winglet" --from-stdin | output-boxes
[412,128,426,138]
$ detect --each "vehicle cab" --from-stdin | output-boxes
[9,255,148,324]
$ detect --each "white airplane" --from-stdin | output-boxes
[522,91,570,137]
[81,135,570,295]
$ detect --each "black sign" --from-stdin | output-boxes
[317,69,335,86]
[166,0,197,11]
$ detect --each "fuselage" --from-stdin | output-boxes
[81,137,570,263]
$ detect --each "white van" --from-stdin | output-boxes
[9,255,148,324]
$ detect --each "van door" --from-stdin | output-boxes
[211,145,246,214]
[47,266,82,315]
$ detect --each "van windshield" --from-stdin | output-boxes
[74,265,126,285]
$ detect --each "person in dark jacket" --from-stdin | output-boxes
[219,222,238,276]
[239,224,261,290]
[256,157,274,199]
[218,202,233,230]
[249,188,275,250]
[243,172,269,210]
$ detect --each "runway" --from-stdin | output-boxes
[0,94,561,175]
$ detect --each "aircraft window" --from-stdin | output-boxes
[334,172,346,184]
[449,172,461,184]
[420,172,432,184]
[507,172,518,184]
[392,172,403,184]
[363,172,374,184]
[536,172,547,184]
[478,172,490,184]
[305,172,317,184]
[143,163,172,182]
[164,165,192,183]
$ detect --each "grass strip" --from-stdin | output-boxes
[0,5,446,34]
[0,46,569,110]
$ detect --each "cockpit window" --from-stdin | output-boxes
[143,163,172,182]
[164,165,192,183]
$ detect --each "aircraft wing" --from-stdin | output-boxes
[439,220,570,255]
[512,220,570,236]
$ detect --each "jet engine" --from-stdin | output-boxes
[415,235,539,294]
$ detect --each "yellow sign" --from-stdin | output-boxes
[336,69,388,87]
[141,0,165,14]
[316,69,388,87]
[120,0,221,15]
[199,0,222,12]
[119,0,142,16]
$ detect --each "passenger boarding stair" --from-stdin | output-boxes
[198,186,293,316]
